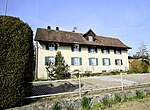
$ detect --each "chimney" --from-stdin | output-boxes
[56,26,59,30]
[47,26,51,30]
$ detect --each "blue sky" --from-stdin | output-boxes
[1,0,150,55]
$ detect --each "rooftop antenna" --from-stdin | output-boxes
[4,0,9,16]
[72,26,78,32]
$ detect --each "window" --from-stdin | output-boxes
[71,57,82,65]
[45,56,55,65]
[114,49,121,54]
[115,59,123,65]
[46,43,57,51]
[88,46,97,53]
[88,36,93,41]
[102,58,111,66]
[89,58,98,66]
[101,48,110,54]
[71,44,81,52]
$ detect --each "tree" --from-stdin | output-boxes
[131,42,149,73]
[134,42,149,60]
[0,16,34,109]
[53,51,70,79]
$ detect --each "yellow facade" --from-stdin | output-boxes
[36,42,129,79]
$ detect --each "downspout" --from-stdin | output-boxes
[35,41,38,80]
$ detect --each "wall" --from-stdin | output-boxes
[6,88,150,110]
[37,42,129,79]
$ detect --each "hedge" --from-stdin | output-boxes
[0,16,34,109]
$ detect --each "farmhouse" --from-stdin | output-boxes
[35,26,131,79]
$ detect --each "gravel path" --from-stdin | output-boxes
[28,73,150,96]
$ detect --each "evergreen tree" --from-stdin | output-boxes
[53,51,70,79]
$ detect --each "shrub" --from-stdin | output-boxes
[136,90,145,99]
[129,60,149,73]
[102,97,111,106]
[81,96,91,110]
[123,95,128,102]
[0,16,34,109]
[113,94,121,103]
[65,104,75,110]
[52,102,62,110]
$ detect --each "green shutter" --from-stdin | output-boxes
[96,58,98,65]
[115,60,117,65]
[114,49,116,54]
[80,58,82,65]
[79,45,81,52]
[71,45,74,51]
[89,58,91,65]
[109,59,111,65]
[108,49,110,54]
[55,43,58,51]
[120,50,122,54]
[95,47,97,53]
[121,60,123,65]
[101,48,104,53]
[102,58,104,65]
[45,57,49,65]
[71,57,74,65]
[46,43,49,50]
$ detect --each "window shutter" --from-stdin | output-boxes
[96,58,98,65]
[120,50,122,54]
[55,43,58,51]
[46,43,49,50]
[88,46,91,53]
[80,58,82,65]
[89,58,91,65]
[71,57,74,65]
[101,48,104,53]
[114,49,116,54]
[79,45,81,52]
[121,60,123,65]
[45,57,49,65]
[108,49,110,54]
[109,59,111,65]
[71,45,74,51]
[95,47,97,53]
[102,58,105,65]
[115,60,117,65]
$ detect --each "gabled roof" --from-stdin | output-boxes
[35,28,131,49]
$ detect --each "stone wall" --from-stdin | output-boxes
[6,88,150,110]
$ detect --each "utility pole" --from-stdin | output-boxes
[4,0,9,16]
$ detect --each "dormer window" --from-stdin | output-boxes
[46,42,57,51]
[88,36,93,41]
[71,44,81,52]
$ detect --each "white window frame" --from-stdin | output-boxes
[48,43,55,51]
[73,44,79,51]
[89,46,97,53]
[102,58,111,66]
[45,56,55,65]
[71,57,82,66]
[88,36,93,41]
[115,59,123,65]
[89,58,98,66]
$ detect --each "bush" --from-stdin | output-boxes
[52,102,62,110]
[113,94,121,103]
[102,97,111,106]
[136,90,145,99]
[65,104,75,110]
[0,16,34,109]
[129,60,149,73]
[81,96,91,110]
